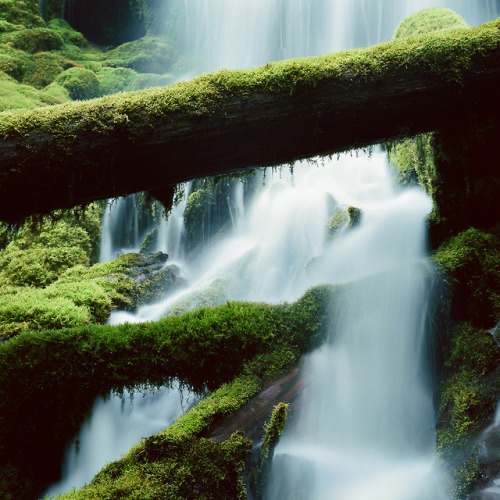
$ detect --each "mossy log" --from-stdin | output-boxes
[1,21,500,222]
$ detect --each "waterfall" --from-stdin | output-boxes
[54,0,500,497]
[43,384,197,498]
[264,166,446,499]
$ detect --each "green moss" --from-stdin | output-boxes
[56,66,100,100]
[72,432,251,500]
[435,322,500,498]
[48,18,88,48]
[387,133,437,192]
[347,206,362,229]
[140,226,158,252]
[184,189,208,253]
[432,228,500,326]
[388,9,468,203]
[262,403,289,459]
[395,8,468,40]
[95,65,139,95]
[0,52,28,80]
[0,0,44,29]
[2,27,64,53]
[0,72,67,110]
[327,207,348,238]
[104,35,177,74]
[0,19,498,155]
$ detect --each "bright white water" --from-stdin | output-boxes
[264,161,446,499]
[43,383,197,498]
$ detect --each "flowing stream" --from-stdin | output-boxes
[46,0,500,497]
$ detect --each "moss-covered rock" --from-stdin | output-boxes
[56,66,100,100]
[48,18,88,48]
[0,0,44,29]
[184,188,208,253]
[432,228,500,327]
[2,27,64,53]
[435,322,500,499]
[327,207,348,238]
[104,35,177,74]
[394,7,468,39]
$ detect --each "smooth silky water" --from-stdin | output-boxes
[45,0,500,497]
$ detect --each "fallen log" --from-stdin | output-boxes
[1,20,500,222]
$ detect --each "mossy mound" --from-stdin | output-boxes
[0,0,44,29]
[432,228,500,327]
[48,18,88,48]
[394,7,468,39]
[105,35,177,74]
[436,322,500,499]
[56,66,100,99]
[0,71,69,110]
[327,207,348,238]
[2,27,64,53]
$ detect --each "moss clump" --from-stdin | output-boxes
[262,403,289,459]
[140,226,158,252]
[432,228,500,326]
[387,133,437,192]
[56,66,100,100]
[184,189,208,253]
[435,322,500,499]
[347,206,362,229]
[80,432,251,500]
[395,8,468,39]
[2,27,64,53]
[327,207,348,237]
[104,35,177,74]
[0,0,44,29]
[388,9,468,205]
[0,72,69,110]
[48,18,88,48]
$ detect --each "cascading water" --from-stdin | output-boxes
[53,0,500,497]
[43,384,198,498]
[265,164,446,499]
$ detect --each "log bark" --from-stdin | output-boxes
[1,22,500,222]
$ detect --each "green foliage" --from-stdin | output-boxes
[262,403,289,459]
[395,8,468,39]
[435,322,500,498]
[388,8,466,202]
[347,206,362,229]
[0,287,90,339]
[0,0,44,29]
[387,133,437,193]
[0,72,67,110]
[48,18,88,48]
[104,35,177,74]
[56,66,100,100]
[432,228,500,326]
[41,0,65,21]
[0,51,27,80]
[72,432,251,500]
[2,27,64,53]
[184,189,208,253]
[140,227,158,252]
[327,207,348,238]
